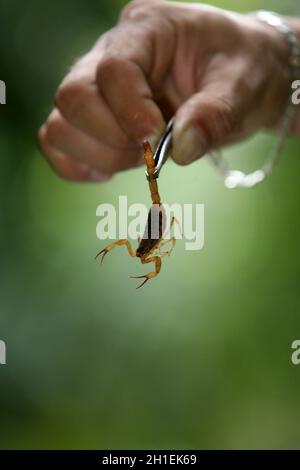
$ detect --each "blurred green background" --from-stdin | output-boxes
[0,0,300,450]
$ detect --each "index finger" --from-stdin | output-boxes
[96,22,167,145]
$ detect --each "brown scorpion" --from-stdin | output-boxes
[95,141,176,289]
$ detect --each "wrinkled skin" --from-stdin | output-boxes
[39,0,298,182]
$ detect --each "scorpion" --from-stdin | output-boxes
[95,140,176,289]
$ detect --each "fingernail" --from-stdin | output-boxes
[173,119,207,165]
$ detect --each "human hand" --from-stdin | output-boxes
[39,0,290,182]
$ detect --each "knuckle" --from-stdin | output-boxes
[96,55,126,83]
[43,115,62,146]
[119,0,153,23]
[55,80,85,120]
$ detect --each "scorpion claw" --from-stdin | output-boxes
[130,275,149,289]
[95,249,108,264]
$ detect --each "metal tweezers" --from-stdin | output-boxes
[145,118,173,180]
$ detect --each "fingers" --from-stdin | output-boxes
[55,54,135,151]
[38,125,110,182]
[95,22,167,144]
[41,109,142,175]
[56,21,167,149]
[51,19,168,180]
[97,57,164,144]
[172,85,241,165]
[39,109,145,181]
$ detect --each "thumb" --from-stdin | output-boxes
[172,90,238,165]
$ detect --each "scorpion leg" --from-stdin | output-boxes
[158,237,176,256]
[131,256,162,289]
[157,216,178,256]
[95,239,136,264]
[163,216,181,237]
